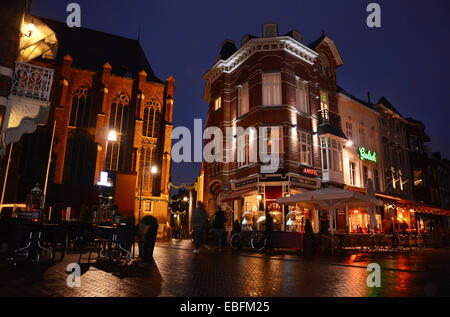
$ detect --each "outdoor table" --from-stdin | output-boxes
[14,222,59,263]
[93,224,134,261]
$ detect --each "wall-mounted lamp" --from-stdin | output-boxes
[22,22,36,38]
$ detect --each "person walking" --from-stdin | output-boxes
[192,202,208,254]
[213,205,226,252]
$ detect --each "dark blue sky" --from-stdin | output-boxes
[31,0,450,185]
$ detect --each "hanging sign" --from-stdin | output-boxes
[359,147,377,162]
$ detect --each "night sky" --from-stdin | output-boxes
[31,0,450,186]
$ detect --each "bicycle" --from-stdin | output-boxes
[229,229,268,252]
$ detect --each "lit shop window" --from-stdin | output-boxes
[144,201,152,213]
[238,82,249,117]
[262,73,281,106]
[214,96,222,111]
[299,131,312,166]
[295,78,309,114]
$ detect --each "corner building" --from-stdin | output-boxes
[202,24,346,233]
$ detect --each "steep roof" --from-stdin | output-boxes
[337,86,375,111]
[35,16,163,83]
[377,97,402,116]
[307,34,343,67]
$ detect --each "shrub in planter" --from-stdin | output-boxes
[138,215,159,261]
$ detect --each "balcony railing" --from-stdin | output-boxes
[318,109,342,130]
[10,62,54,103]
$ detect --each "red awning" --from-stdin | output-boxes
[221,188,256,203]
[375,193,450,216]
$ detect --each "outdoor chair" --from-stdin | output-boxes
[87,226,115,263]
[116,224,136,261]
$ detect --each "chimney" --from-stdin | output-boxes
[262,23,278,38]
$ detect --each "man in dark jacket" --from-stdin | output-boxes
[192,202,208,253]
[213,205,226,251]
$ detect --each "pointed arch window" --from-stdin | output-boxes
[139,146,157,192]
[105,92,129,171]
[69,85,91,128]
[142,98,161,138]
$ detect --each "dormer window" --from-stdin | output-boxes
[319,57,330,77]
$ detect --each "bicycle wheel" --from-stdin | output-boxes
[251,232,267,252]
[230,232,243,250]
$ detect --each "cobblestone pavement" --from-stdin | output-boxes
[0,239,449,297]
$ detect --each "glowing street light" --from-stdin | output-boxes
[345,140,353,147]
[151,166,158,174]
[183,196,188,202]
[108,130,117,141]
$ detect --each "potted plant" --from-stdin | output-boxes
[138,215,159,261]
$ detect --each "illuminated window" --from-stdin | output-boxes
[345,121,353,141]
[299,131,312,166]
[295,78,309,113]
[144,200,152,213]
[262,73,281,106]
[320,90,329,120]
[214,96,222,110]
[359,125,365,146]
[262,127,282,156]
[238,82,249,117]
[414,169,424,187]
[143,99,161,138]
[321,137,342,172]
[349,161,356,186]
[105,93,129,171]
[139,146,157,192]
[69,85,91,128]
[237,134,249,168]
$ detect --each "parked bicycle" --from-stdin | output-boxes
[229,229,268,252]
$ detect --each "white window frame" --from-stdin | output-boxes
[262,73,281,106]
[237,133,250,168]
[299,131,312,166]
[349,161,356,186]
[295,78,309,114]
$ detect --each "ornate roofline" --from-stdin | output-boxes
[202,36,319,84]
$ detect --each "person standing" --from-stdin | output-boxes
[213,205,226,252]
[192,202,208,253]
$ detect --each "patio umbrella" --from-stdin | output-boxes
[366,179,378,232]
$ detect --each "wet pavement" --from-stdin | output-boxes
[0,239,449,297]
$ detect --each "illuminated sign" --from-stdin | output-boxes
[97,171,112,187]
[359,147,377,162]
[302,167,319,177]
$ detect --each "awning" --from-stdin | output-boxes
[375,193,450,216]
[221,187,256,203]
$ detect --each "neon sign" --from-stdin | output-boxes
[359,147,377,162]
[302,168,319,177]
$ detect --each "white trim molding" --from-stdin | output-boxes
[0,66,13,78]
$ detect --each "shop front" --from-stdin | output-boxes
[221,173,321,249]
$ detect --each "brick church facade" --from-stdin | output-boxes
[0,10,175,224]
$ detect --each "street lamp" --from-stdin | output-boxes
[183,196,188,202]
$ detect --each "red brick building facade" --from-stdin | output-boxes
[202,25,346,232]
[0,14,175,224]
